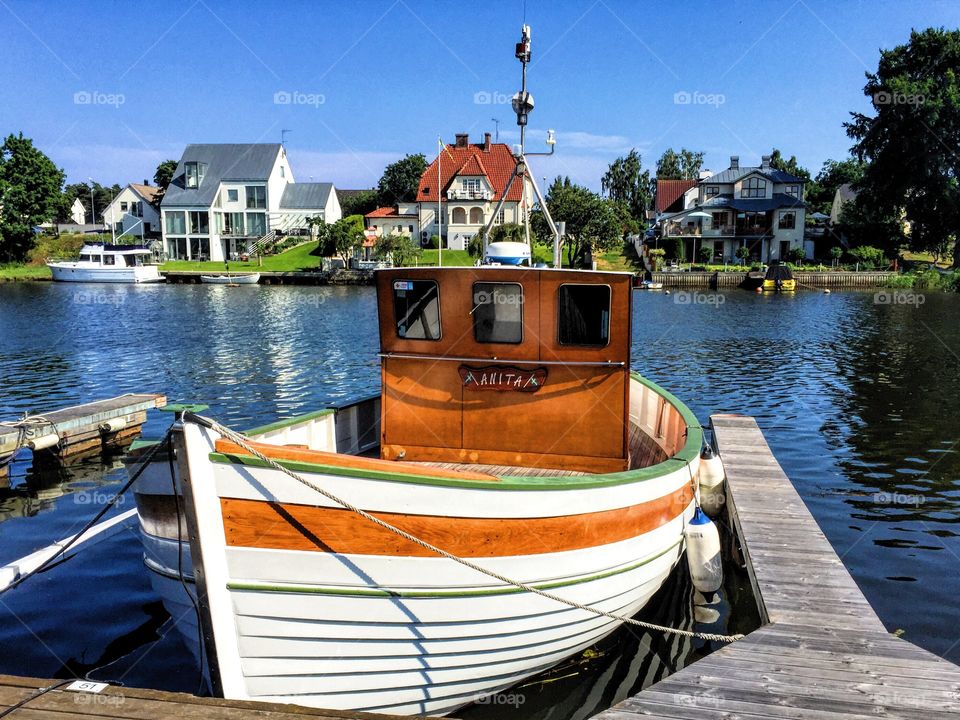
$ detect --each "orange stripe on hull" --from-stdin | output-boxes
[220,485,694,557]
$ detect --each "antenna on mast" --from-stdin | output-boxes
[491,118,500,142]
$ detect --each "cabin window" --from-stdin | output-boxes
[102,255,116,266]
[394,280,441,340]
[472,282,522,344]
[558,284,610,346]
[79,254,92,262]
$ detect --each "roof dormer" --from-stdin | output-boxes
[184,161,207,189]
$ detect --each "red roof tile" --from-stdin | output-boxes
[365,206,415,218]
[655,179,697,213]
[417,142,521,203]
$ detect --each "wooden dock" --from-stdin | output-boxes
[649,270,894,288]
[0,394,166,479]
[592,413,960,718]
[0,675,413,720]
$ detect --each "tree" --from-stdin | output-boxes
[326,217,364,265]
[374,233,421,267]
[698,245,713,264]
[0,133,65,262]
[377,154,427,206]
[768,148,811,182]
[340,189,379,217]
[846,27,960,267]
[601,149,651,223]
[735,245,751,265]
[806,158,866,214]
[532,176,622,267]
[829,246,843,266]
[655,147,705,180]
[153,159,178,191]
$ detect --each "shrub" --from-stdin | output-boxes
[786,247,806,264]
[698,246,713,263]
[648,247,666,271]
[848,245,885,268]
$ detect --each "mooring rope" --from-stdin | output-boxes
[0,413,60,470]
[186,413,743,644]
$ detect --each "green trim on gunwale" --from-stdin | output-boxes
[243,409,336,437]
[210,373,703,490]
[226,539,682,599]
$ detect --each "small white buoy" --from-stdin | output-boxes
[684,507,723,594]
[824,289,831,294]
[699,445,726,518]
[665,290,671,295]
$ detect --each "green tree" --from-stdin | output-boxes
[377,154,427,206]
[838,194,906,254]
[327,217,364,265]
[153,159,178,191]
[806,158,866,214]
[768,148,811,182]
[374,232,421,267]
[846,27,960,267]
[655,147,705,180]
[532,176,622,267]
[339,189,379,217]
[0,133,65,262]
[601,149,651,223]
[735,245,750,265]
[829,246,843,266]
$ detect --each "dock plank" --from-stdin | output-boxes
[590,413,960,719]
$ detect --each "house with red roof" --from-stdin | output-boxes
[363,205,419,239]
[414,132,531,250]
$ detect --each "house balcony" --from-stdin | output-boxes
[663,222,774,238]
[447,189,493,200]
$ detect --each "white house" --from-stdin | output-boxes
[102,183,162,239]
[70,198,86,225]
[657,155,808,263]
[415,133,531,250]
[363,205,419,238]
[161,143,341,261]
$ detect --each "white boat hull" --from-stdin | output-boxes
[48,263,162,283]
[200,273,260,285]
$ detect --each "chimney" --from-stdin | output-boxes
[761,155,771,170]
[730,155,739,170]
[455,133,469,148]
[143,179,150,185]
[484,132,492,151]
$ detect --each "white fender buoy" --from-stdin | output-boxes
[699,445,726,518]
[685,507,723,594]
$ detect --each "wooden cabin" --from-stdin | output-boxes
[376,267,634,474]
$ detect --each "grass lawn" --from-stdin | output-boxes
[161,241,323,272]
[0,263,51,280]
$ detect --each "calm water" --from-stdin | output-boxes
[0,283,958,710]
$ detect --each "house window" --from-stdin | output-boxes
[165,211,185,234]
[452,207,466,224]
[779,211,796,229]
[785,184,800,198]
[558,284,610,347]
[393,279,441,340]
[472,282,522,344]
[280,166,285,178]
[246,186,266,209]
[185,162,205,188]
[711,212,726,229]
[705,186,719,198]
[742,177,767,198]
[409,225,414,233]
[246,212,266,236]
[227,189,239,202]
[462,178,481,193]
[497,208,505,224]
[188,211,209,234]
[469,207,484,224]
[121,202,128,212]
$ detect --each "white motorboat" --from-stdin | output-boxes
[47,243,162,283]
[200,273,260,285]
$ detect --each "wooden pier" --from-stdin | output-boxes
[649,270,894,289]
[592,413,960,718]
[0,394,166,480]
[0,675,411,720]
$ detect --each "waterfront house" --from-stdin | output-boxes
[70,198,86,225]
[160,144,341,261]
[657,155,807,263]
[415,133,531,250]
[102,183,162,240]
[830,183,857,225]
[364,205,419,238]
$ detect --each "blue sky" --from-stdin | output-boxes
[2,0,959,191]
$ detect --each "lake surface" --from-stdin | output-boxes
[0,282,957,712]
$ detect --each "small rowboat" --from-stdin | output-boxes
[200,273,260,285]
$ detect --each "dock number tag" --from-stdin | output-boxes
[66,681,108,694]
[458,365,547,393]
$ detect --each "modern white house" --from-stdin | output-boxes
[160,144,341,261]
[70,198,86,225]
[414,133,531,250]
[102,183,162,239]
[656,155,807,263]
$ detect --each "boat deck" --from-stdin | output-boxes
[590,414,960,718]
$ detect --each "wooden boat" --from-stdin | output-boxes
[130,266,704,716]
[47,243,162,283]
[200,272,260,285]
